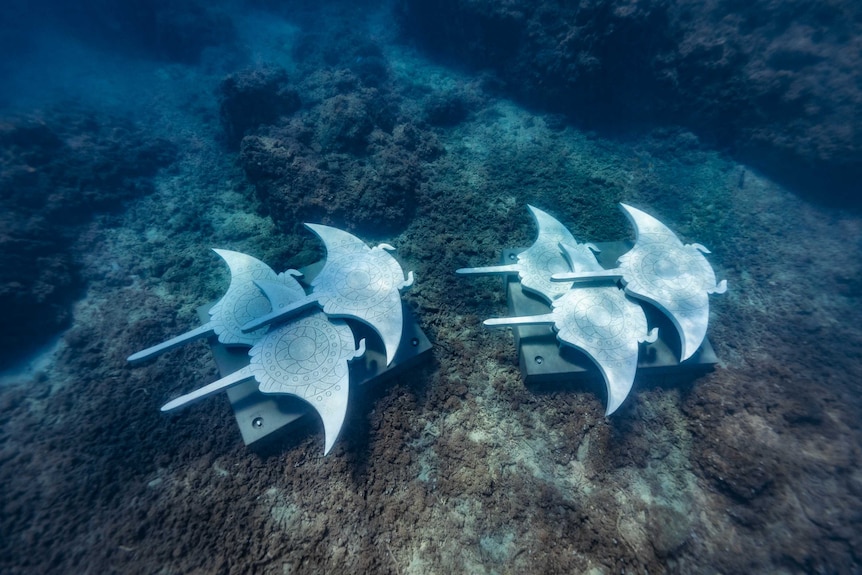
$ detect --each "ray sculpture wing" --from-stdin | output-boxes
[552,204,727,361]
[161,312,365,456]
[457,205,593,303]
[242,224,414,366]
[484,242,657,415]
[127,249,304,364]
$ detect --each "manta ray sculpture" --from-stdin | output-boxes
[456,205,588,303]
[553,203,727,361]
[242,224,414,366]
[161,310,365,455]
[127,249,305,364]
[483,241,657,415]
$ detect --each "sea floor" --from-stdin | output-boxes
[1,5,861,575]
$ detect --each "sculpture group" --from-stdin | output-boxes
[128,224,414,455]
[458,204,726,415]
[129,203,726,453]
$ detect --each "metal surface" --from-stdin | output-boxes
[481,235,657,414]
[456,205,588,303]
[502,245,718,402]
[212,301,432,446]
[161,312,365,455]
[133,232,430,453]
[127,249,304,364]
[486,284,656,416]
[242,224,414,366]
[250,312,364,455]
[553,204,727,362]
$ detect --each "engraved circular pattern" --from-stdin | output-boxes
[315,250,404,313]
[224,283,272,324]
[585,304,613,327]
[621,243,714,299]
[263,319,340,378]
[222,268,277,319]
[554,288,647,361]
[560,290,628,341]
[287,336,317,362]
[210,269,278,344]
[520,242,573,299]
[523,243,572,276]
[249,315,356,399]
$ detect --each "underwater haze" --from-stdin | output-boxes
[1,0,861,573]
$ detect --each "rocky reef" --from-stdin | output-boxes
[396,0,862,203]
[220,19,444,235]
[0,112,174,368]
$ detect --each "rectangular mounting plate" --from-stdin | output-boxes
[502,243,717,390]
[198,259,431,445]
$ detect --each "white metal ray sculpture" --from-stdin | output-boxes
[127,249,304,364]
[242,224,414,366]
[483,242,657,415]
[456,205,589,303]
[553,204,727,361]
[161,311,365,455]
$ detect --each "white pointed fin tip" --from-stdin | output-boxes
[318,389,350,457]
[305,223,368,255]
[711,279,728,294]
[642,327,659,344]
[281,269,303,279]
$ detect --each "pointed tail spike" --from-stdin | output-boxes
[127,323,214,364]
[160,366,253,412]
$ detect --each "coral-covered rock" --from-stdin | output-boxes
[240,115,438,234]
[0,113,175,368]
[422,89,479,127]
[316,92,377,153]
[236,60,442,236]
[217,66,301,149]
[396,0,862,203]
[289,14,392,89]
